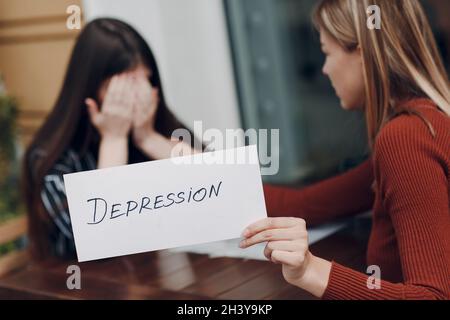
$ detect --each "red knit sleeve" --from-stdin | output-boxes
[263,159,375,226]
[322,116,450,300]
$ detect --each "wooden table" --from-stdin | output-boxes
[0,218,371,300]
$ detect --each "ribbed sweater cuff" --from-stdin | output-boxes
[321,261,447,300]
[322,262,388,300]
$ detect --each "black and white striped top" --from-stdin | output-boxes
[40,148,96,257]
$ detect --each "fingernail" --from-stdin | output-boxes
[239,240,246,248]
[241,229,249,237]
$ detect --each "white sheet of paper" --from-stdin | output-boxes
[63,145,267,262]
[168,222,347,261]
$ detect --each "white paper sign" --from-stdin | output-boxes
[63,145,267,262]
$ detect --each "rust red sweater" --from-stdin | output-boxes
[263,98,450,299]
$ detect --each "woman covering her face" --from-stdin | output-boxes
[22,18,197,259]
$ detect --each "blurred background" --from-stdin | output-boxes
[0,0,449,262]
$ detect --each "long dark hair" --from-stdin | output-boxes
[22,18,190,260]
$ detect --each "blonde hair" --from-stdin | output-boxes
[312,0,450,147]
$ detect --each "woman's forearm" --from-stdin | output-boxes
[265,159,374,226]
[138,131,199,160]
[97,136,128,169]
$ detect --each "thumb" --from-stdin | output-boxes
[85,98,100,123]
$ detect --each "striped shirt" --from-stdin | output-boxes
[40,148,96,257]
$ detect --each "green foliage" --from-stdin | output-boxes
[0,77,24,255]
[0,94,20,219]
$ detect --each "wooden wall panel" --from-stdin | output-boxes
[0,0,82,147]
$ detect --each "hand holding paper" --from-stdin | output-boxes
[63,145,267,262]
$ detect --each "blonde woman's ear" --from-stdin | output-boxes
[356,45,364,63]
[356,44,362,54]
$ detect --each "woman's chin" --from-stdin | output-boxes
[339,100,351,110]
[340,100,361,111]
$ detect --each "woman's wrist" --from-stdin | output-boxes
[292,252,332,298]
[133,126,158,148]
[137,130,162,151]
[101,134,128,144]
[137,130,176,159]
[98,135,128,168]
